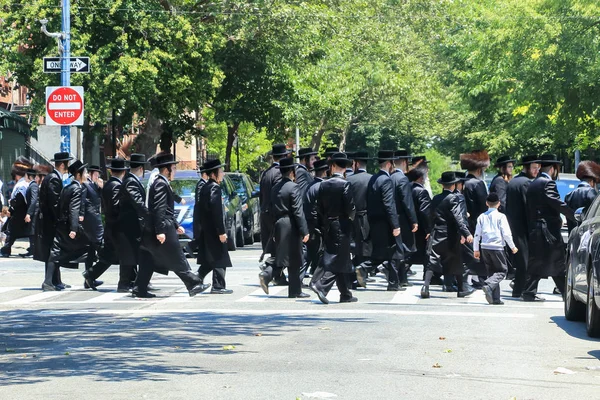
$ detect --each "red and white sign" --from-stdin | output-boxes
[45,86,84,126]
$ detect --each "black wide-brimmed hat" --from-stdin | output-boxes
[153,153,179,168]
[411,156,430,165]
[26,167,37,175]
[494,155,517,168]
[437,171,461,184]
[201,159,226,173]
[454,171,469,181]
[51,152,74,162]
[377,150,398,162]
[87,165,102,173]
[351,151,371,161]
[278,157,297,171]
[328,152,353,168]
[322,147,339,158]
[517,155,540,165]
[129,153,148,168]
[539,153,563,166]
[311,159,329,172]
[298,147,318,158]
[395,149,412,159]
[271,143,291,157]
[68,160,88,176]
[106,157,129,171]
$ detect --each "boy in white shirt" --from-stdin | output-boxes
[474,193,518,305]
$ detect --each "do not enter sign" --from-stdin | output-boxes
[45,86,84,126]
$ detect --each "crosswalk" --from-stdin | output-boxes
[0,275,565,310]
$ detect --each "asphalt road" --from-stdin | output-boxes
[0,240,599,400]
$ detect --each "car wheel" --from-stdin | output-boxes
[244,221,255,245]
[586,271,600,337]
[565,254,585,321]
[236,218,245,248]
[227,221,237,252]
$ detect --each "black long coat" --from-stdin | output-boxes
[295,164,314,198]
[428,190,471,275]
[505,172,533,276]
[192,178,207,247]
[117,173,148,266]
[271,178,309,268]
[34,170,63,262]
[48,180,89,265]
[347,170,373,258]
[317,174,356,273]
[100,176,121,265]
[489,174,509,213]
[6,179,30,240]
[463,175,488,233]
[143,175,191,274]
[526,173,575,277]
[24,181,39,237]
[304,177,324,233]
[565,183,598,232]
[390,169,418,254]
[259,163,282,251]
[455,190,486,276]
[82,179,104,245]
[197,179,232,269]
[411,182,432,265]
[367,170,400,262]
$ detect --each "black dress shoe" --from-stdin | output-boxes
[492,300,505,305]
[258,272,269,295]
[356,266,367,288]
[41,283,58,291]
[210,288,233,295]
[131,289,156,298]
[400,281,413,287]
[340,296,358,303]
[0,253,10,258]
[386,286,406,292]
[442,285,458,292]
[19,251,33,258]
[83,275,97,291]
[289,292,310,299]
[309,283,329,304]
[189,283,211,297]
[420,285,430,299]
[117,286,131,293]
[482,285,493,304]
[458,288,475,298]
[55,283,71,290]
[509,280,515,289]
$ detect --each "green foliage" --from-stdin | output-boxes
[423,149,454,196]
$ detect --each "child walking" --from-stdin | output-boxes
[474,193,518,305]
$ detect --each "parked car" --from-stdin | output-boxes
[144,170,244,255]
[226,172,260,244]
[564,196,600,337]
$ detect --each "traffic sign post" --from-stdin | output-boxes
[46,86,84,126]
[43,57,90,73]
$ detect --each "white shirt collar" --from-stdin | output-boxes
[379,169,390,176]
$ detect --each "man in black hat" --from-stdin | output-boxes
[197,159,233,294]
[259,157,310,298]
[310,153,357,304]
[36,152,73,290]
[322,147,339,160]
[82,165,105,282]
[367,150,403,291]
[43,160,89,291]
[460,150,491,232]
[19,167,40,258]
[117,153,148,293]
[83,158,128,290]
[296,147,317,197]
[523,154,575,301]
[1,157,33,257]
[505,155,540,298]
[407,165,432,277]
[193,165,210,258]
[348,151,374,287]
[259,143,290,286]
[391,150,418,286]
[304,159,329,280]
[489,156,517,212]
[421,172,473,299]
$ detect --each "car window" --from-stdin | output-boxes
[228,175,247,196]
[170,179,196,198]
[590,195,600,218]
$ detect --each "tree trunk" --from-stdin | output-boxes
[224,122,240,172]
[339,116,357,152]
[310,118,327,152]
[133,113,163,158]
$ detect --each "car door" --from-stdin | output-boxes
[574,197,600,292]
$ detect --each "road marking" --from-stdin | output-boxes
[389,285,421,304]
[5,291,66,304]
[84,292,128,303]
[162,291,193,302]
[311,289,340,304]
[236,286,287,302]
[0,287,20,294]
[467,290,488,304]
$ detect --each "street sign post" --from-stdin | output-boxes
[43,57,90,73]
[45,86,84,126]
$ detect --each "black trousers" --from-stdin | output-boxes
[43,261,62,286]
[374,258,400,288]
[481,249,508,302]
[262,263,302,297]
[314,271,353,300]
[118,264,138,288]
[198,264,226,290]
[522,274,565,299]
[306,234,322,275]
[132,250,154,293]
[0,234,16,255]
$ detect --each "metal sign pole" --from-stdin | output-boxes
[60,0,71,154]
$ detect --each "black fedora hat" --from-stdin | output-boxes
[278,157,297,171]
[322,147,339,158]
[377,150,398,162]
[538,153,563,166]
[106,157,129,171]
[201,159,226,172]
[351,151,371,161]
[395,149,412,159]
[271,143,291,157]
[437,171,461,184]
[454,171,469,181]
[311,159,329,172]
[298,147,318,158]
[26,167,37,175]
[68,160,88,176]
[494,155,517,168]
[328,152,353,168]
[87,165,102,173]
[153,153,179,168]
[129,153,148,168]
[411,155,430,165]
[51,152,74,162]
[517,155,540,165]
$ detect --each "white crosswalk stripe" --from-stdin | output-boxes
[5,290,66,304]
[389,285,421,304]
[236,286,287,302]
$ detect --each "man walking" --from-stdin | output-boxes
[489,155,516,212]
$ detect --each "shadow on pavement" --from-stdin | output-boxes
[0,310,367,385]
[550,315,600,342]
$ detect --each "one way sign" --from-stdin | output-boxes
[43,57,90,73]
